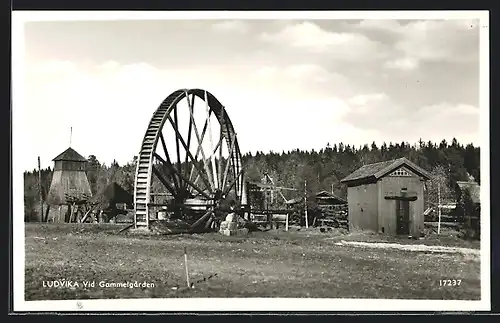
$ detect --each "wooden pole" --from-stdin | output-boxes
[184,247,191,288]
[38,157,43,222]
[304,180,309,229]
[437,182,441,234]
[285,213,289,232]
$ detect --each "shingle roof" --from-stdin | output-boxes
[52,147,88,162]
[340,157,431,183]
[456,181,480,204]
[315,190,347,203]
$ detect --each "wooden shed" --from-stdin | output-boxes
[340,157,431,237]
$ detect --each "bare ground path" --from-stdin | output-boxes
[333,240,480,257]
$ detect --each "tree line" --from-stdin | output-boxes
[24,138,480,221]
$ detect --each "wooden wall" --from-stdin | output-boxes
[54,160,87,171]
[347,182,378,232]
[377,168,425,236]
[47,169,93,205]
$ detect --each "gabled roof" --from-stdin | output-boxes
[315,190,347,204]
[52,147,87,162]
[285,191,347,205]
[340,157,431,184]
[456,181,480,204]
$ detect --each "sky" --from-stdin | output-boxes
[18,15,483,171]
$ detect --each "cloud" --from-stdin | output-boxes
[259,21,387,61]
[355,19,479,66]
[341,92,479,144]
[356,19,403,31]
[18,19,481,172]
[347,93,389,106]
[248,63,355,99]
[30,60,78,77]
[211,20,250,33]
[251,66,278,81]
[21,59,358,170]
[383,57,419,71]
[283,64,336,83]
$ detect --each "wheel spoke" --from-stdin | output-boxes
[152,166,177,197]
[218,109,225,189]
[185,99,215,191]
[183,91,195,191]
[159,133,179,191]
[155,153,212,200]
[223,162,246,198]
[167,115,213,193]
[205,91,218,190]
[173,105,183,189]
[188,116,211,184]
[222,134,237,191]
[192,137,223,191]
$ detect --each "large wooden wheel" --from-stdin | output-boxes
[134,89,246,230]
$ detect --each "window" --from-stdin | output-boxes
[389,167,412,177]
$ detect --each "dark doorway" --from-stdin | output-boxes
[396,200,410,235]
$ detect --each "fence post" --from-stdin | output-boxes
[437,183,441,234]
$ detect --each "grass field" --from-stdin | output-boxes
[24,223,481,301]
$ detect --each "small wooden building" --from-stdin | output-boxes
[90,182,133,222]
[315,190,347,207]
[340,157,431,236]
[456,181,480,205]
[46,147,92,222]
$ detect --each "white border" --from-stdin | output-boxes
[12,10,491,312]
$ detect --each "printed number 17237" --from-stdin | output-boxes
[439,279,462,286]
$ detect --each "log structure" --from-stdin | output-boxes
[46,147,92,223]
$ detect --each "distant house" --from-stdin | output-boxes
[455,181,480,205]
[315,190,347,206]
[285,190,346,211]
[340,157,431,237]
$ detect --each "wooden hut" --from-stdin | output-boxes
[340,157,431,237]
[90,182,133,222]
[46,147,92,223]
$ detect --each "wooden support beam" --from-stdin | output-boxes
[190,209,213,229]
[384,196,418,201]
